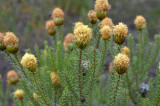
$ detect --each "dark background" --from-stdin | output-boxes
[0,0,160,105]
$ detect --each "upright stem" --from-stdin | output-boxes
[54,87,57,105]
[87,49,96,95]
[156,94,160,106]
[96,34,101,49]
[58,26,62,41]
[97,40,107,76]
[113,75,121,103]
[21,100,24,106]
[53,36,57,50]
[33,72,49,106]
[126,71,135,103]
[79,50,82,98]
[14,54,28,79]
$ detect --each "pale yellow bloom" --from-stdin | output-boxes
[13,89,24,100]
[21,53,37,72]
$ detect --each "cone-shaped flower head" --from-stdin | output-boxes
[100,17,114,29]
[0,32,6,51]
[45,20,56,35]
[74,24,92,49]
[21,53,37,72]
[94,0,111,20]
[113,53,130,74]
[4,32,19,53]
[134,15,146,30]
[63,33,74,50]
[33,93,38,101]
[100,26,112,40]
[13,89,24,100]
[121,46,130,56]
[52,8,64,26]
[113,22,128,44]
[7,70,19,85]
[88,10,97,24]
[50,72,60,87]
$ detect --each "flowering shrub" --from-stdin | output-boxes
[0,0,160,106]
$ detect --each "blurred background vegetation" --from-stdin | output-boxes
[0,0,160,105]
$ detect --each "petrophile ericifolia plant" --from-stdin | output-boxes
[1,0,160,106]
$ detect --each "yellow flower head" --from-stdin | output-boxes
[134,15,146,30]
[113,22,128,37]
[100,26,112,40]
[45,20,56,35]
[50,72,60,87]
[74,24,92,49]
[63,33,74,49]
[88,10,97,24]
[94,0,111,11]
[100,17,114,29]
[94,0,111,20]
[74,22,84,31]
[113,23,128,44]
[121,46,130,56]
[7,70,19,85]
[45,20,55,30]
[51,8,64,18]
[52,8,64,26]
[21,53,37,72]
[13,89,24,100]
[33,93,38,101]
[113,53,130,74]
[4,32,19,46]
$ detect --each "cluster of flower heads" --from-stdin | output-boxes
[45,7,64,36]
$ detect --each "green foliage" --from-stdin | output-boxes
[1,1,160,106]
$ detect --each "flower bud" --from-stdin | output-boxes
[63,33,74,50]
[13,89,24,100]
[88,10,97,24]
[33,93,38,101]
[134,15,146,30]
[45,20,56,35]
[100,25,112,40]
[21,53,37,72]
[7,70,19,85]
[113,22,128,45]
[113,53,130,74]
[4,32,19,53]
[74,24,92,49]
[0,32,6,51]
[52,8,64,26]
[100,17,114,29]
[121,46,130,56]
[50,72,60,87]
[94,0,111,20]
